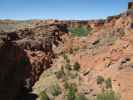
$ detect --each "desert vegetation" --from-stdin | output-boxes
[69,26,91,37]
[96,90,120,100]
[33,54,120,100]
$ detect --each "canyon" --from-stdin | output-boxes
[0,3,133,100]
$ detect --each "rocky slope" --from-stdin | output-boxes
[32,9,133,100]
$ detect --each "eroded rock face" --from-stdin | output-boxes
[0,23,68,100]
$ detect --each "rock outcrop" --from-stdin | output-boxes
[128,2,133,9]
[0,23,68,100]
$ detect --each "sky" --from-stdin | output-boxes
[0,0,131,20]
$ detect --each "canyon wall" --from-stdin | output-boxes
[0,23,68,100]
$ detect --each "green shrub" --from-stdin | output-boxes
[66,84,77,100]
[69,83,77,92]
[50,84,62,96]
[105,78,112,89]
[73,62,80,71]
[96,76,104,85]
[68,71,78,79]
[55,69,65,79]
[39,91,49,100]
[73,46,80,52]
[64,82,77,91]
[69,48,74,54]
[65,63,72,70]
[76,94,87,100]
[69,26,91,37]
[63,54,70,63]
[96,90,120,100]
[64,81,70,90]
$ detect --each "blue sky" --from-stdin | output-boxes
[0,0,131,20]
